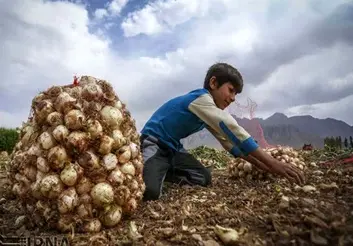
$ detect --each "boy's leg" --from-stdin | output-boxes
[170,151,212,187]
[141,135,172,201]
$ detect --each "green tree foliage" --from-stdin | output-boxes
[344,137,349,148]
[324,136,346,150]
[0,127,19,153]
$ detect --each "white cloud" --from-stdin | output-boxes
[120,0,340,37]
[250,43,353,111]
[0,0,111,93]
[94,0,129,20]
[108,0,129,15]
[121,0,269,37]
[121,0,211,37]
[94,8,108,20]
[1,0,353,131]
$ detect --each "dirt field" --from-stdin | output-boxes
[1,157,353,246]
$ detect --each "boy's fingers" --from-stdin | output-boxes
[284,168,303,185]
[284,174,295,184]
[285,164,305,184]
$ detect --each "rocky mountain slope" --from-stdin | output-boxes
[181,113,353,149]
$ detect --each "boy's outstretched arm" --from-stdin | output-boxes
[188,93,305,185]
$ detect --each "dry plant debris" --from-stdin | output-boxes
[1,132,352,245]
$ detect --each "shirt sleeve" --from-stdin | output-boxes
[188,93,259,157]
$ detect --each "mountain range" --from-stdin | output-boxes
[181,113,353,149]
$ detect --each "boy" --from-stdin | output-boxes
[140,63,305,201]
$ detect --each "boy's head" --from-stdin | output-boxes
[203,63,243,109]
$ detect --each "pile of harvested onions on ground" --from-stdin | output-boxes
[7,76,145,233]
[228,146,307,180]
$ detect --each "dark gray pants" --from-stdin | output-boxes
[141,135,212,201]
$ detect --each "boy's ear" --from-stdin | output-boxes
[209,76,218,90]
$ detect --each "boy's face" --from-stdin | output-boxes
[208,76,237,110]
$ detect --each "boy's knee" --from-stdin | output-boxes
[203,167,212,186]
[143,186,162,201]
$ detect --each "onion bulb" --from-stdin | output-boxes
[57,216,74,232]
[76,177,93,195]
[48,145,68,170]
[64,109,85,130]
[60,163,78,186]
[132,159,143,175]
[243,162,252,173]
[78,151,100,170]
[124,198,138,214]
[27,143,42,156]
[128,178,139,193]
[98,135,114,155]
[82,83,103,101]
[39,174,64,199]
[100,205,122,227]
[102,153,118,171]
[114,101,123,110]
[112,129,125,149]
[47,112,64,126]
[24,165,37,181]
[83,219,101,232]
[21,125,35,146]
[115,186,130,206]
[88,101,103,112]
[68,86,82,98]
[87,119,103,139]
[39,131,56,150]
[31,181,42,199]
[79,194,92,204]
[54,92,76,114]
[120,162,136,176]
[37,157,50,173]
[12,183,28,198]
[108,167,125,185]
[129,143,139,159]
[66,131,89,153]
[36,171,45,182]
[100,106,123,129]
[52,125,69,142]
[77,203,93,219]
[47,86,63,97]
[80,75,96,85]
[117,145,131,164]
[35,100,54,122]
[90,183,114,207]
[58,187,79,214]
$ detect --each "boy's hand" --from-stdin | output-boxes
[268,160,305,185]
[247,147,305,185]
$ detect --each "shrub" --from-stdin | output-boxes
[0,127,19,153]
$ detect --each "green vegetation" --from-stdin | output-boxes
[324,136,353,150]
[0,127,19,153]
[189,145,232,169]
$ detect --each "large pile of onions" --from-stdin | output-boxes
[8,76,145,233]
[228,146,307,180]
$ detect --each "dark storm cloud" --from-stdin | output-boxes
[238,2,353,86]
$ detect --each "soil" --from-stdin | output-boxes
[0,161,352,246]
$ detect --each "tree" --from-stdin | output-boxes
[330,137,336,148]
[335,136,342,149]
[350,136,353,148]
[344,137,348,148]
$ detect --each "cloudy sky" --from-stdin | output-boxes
[1,0,353,131]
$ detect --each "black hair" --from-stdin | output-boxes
[203,62,243,93]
